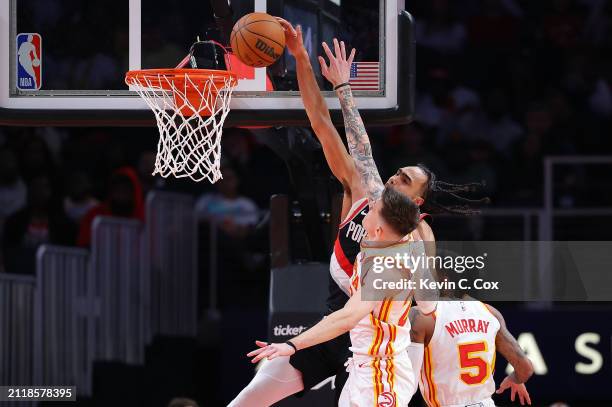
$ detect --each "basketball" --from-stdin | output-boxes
[230,12,286,68]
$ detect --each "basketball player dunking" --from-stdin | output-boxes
[228,19,486,406]
[409,255,534,407]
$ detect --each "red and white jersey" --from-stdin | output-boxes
[329,198,369,298]
[347,250,413,357]
[419,300,500,407]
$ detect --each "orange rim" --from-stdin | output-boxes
[125,68,238,117]
[125,68,238,90]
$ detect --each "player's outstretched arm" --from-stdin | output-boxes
[247,286,374,363]
[319,39,385,204]
[276,18,361,198]
[486,304,533,405]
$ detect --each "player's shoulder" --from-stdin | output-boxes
[479,301,505,326]
[480,301,497,316]
[416,219,435,242]
[342,196,368,222]
[348,170,367,203]
[409,306,436,328]
[409,305,436,343]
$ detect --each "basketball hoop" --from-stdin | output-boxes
[126,45,238,183]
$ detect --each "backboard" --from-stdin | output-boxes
[0,0,414,127]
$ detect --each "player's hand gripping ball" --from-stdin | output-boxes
[230,12,286,68]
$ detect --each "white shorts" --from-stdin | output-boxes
[339,352,416,407]
[443,398,496,407]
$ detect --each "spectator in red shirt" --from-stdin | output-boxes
[77,167,144,247]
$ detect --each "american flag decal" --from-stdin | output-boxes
[349,62,380,91]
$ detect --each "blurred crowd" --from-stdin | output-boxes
[0,128,146,273]
[401,0,612,206]
[0,127,288,281]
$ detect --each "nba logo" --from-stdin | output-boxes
[16,33,42,90]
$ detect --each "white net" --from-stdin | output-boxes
[127,70,237,183]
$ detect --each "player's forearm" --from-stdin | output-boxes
[406,342,424,395]
[335,86,384,203]
[294,51,332,127]
[294,50,356,189]
[291,309,354,351]
[510,358,534,383]
[495,314,535,384]
[410,241,439,309]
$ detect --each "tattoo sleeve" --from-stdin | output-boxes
[336,86,384,203]
[493,307,532,383]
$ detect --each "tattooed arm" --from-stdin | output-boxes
[486,303,533,405]
[335,85,384,203]
[486,303,534,383]
[319,39,385,204]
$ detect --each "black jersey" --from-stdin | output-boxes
[326,198,368,313]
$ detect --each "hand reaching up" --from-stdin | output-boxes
[319,38,356,88]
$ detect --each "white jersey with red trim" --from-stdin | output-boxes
[348,251,414,357]
[419,300,500,407]
[339,248,416,407]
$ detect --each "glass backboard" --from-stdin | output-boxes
[0,0,414,126]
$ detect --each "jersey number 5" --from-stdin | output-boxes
[457,341,490,385]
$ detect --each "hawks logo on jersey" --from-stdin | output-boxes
[342,248,418,407]
[378,391,396,407]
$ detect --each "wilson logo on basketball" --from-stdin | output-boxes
[377,391,396,407]
[255,38,278,60]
